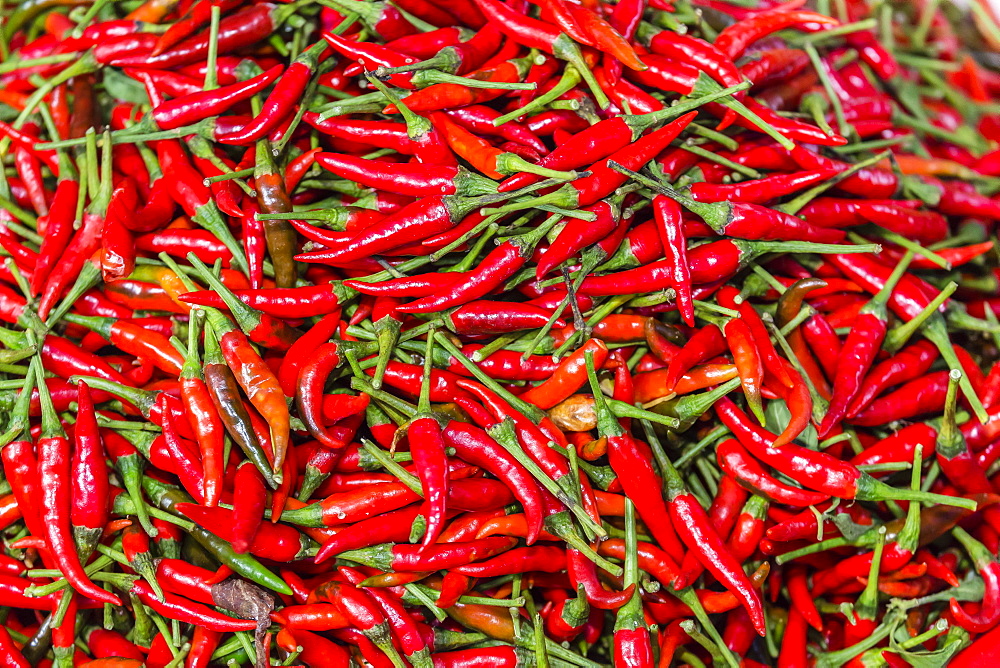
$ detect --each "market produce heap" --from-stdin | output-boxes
[2,0,1000,665]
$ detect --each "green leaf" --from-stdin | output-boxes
[765,399,818,449]
[889,626,970,668]
[101,69,150,107]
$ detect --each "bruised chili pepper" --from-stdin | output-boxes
[201,323,274,486]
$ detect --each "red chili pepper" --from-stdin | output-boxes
[393,233,532,314]
[109,3,293,68]
[219,44,325,145]
[314,504,422,563]
[818,255,913,437]
[403,343,450,550]
[498,106,698,193]
[689,168,839,204]
[717,439,829,507]
[152,0,245,55]
[173,316,223,505]
[849,371,950,426]
[70,380,109,559]
[520,339,609,410]
[62,313,183,376]
[228,460,267,554]
[282,478,513,527]
[35,362,121,606]
[317,152,496,198]
[566,547,636,610]
[717,397,972,511]
[298,194,493,266]
[715,8,840,58]
[849,423,938,472]
[296,342,354,451]
[0,623,29,668]
[442,420,546,544]
[648,29,743,97]
[147,65,282,131]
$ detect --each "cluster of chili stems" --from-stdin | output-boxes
[4,0,1000,665]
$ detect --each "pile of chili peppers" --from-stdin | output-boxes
[5,0,1000,665]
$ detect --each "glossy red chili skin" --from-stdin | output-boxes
[850,423,938,471]
[446,300,563,335]
[442,420,546,544]
[447,346,559,382]
[537,200,622,280]
[605,434,685,563]
[717,439,830,507]
[71,381,109,541]
[499,116,637,192]
[315,505,421,563]
[39,432,122,606]
[567,547,636,610]
[578,239,746,296]
[107,3,278,68]
[614,627,654,667]
[716,398,863,498]
[177,503,306,561]
[395,241,530,314]
[849,371,950,426]
[372,361,475,404]
[151,65,282,130]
